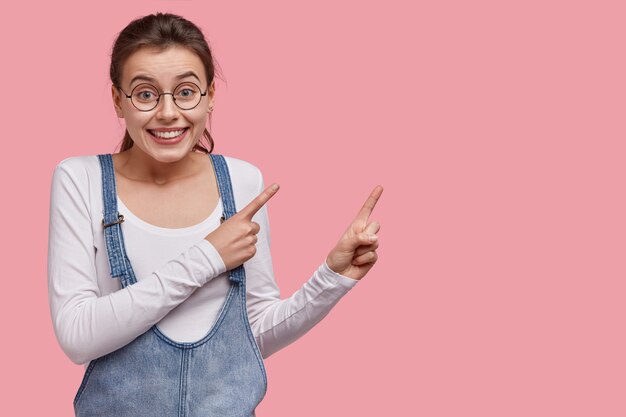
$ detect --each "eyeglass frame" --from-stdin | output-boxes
[115,81,209,112]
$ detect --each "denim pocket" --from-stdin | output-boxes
[73,358,99,409]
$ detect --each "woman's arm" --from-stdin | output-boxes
[241,171,361,359]
[48,163,227,365]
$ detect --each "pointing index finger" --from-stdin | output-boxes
[239,183,280,219]
[355,185,383,222]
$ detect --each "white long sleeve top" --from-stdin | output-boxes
[47,154,359,365]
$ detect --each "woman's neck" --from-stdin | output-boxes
[116,147,201,185]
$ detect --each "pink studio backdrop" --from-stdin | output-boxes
[1,0,625,415]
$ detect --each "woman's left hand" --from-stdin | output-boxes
[325,185,383,281]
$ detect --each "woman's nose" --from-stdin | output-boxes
[155,93,179,119]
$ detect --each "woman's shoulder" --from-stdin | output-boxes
[221,154,262,179]
[54,154,100,174]
[213,154,265,197]
[49,155,102,211]
[52,154,101,186]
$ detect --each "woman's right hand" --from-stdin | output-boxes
[205,183,280,270]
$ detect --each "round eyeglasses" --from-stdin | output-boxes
[116,82,208,111]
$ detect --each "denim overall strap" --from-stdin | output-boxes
[209,154,245,284]
[98,154,137,288]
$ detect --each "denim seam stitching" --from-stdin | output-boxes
[239,278,268,392]
[178,349,189,417]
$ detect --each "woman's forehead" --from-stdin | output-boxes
[123,46,205,86]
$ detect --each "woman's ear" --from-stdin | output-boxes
[207,80,216,113]
[111,85,124,118]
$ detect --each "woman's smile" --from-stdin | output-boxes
[146,127,190,145]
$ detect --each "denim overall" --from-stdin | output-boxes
[73,153,267,417]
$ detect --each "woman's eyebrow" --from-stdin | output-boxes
[129,71,201,86]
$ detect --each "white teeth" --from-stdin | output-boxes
[150,129,185,139]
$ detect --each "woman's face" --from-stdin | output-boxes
[112,45,215,164]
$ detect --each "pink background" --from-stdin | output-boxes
[1,0,625,415]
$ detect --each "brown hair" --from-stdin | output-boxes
[110,12,223,154]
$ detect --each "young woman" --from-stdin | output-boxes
[48,12,382,416]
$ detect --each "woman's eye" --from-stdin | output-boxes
[179,89,192,97]
[139,91,154,100]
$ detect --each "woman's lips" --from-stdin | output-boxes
[147,128,189,145]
